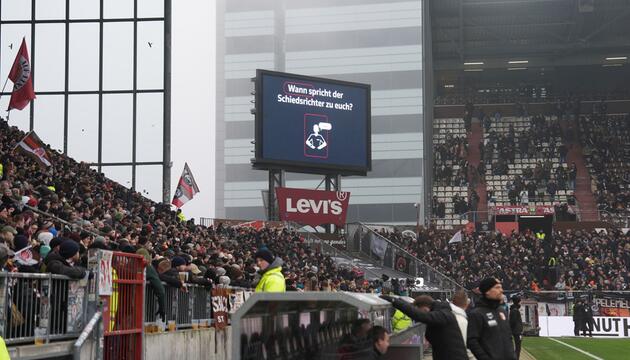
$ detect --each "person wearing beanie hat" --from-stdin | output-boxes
[171,256,187,271]
[254,248,285,292]
[509,296,523,360]
[49,237,64,252]
[467,278,516,360]
[13,235,30,252]
[59,240,80,260]
[44,240,86,279]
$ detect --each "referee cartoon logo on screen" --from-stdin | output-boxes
[304,114,332,159]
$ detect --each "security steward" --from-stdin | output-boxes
[254,249,286,292]
[467,277,516,360]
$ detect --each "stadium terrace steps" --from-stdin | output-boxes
[468,119,488,215]
[567,144,599,221]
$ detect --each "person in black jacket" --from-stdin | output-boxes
[582,301,594,337]
[381,294,469,360]
[509,296,524,360]
[44,240,87,279]
[573,299,584,336]
[467,277,516,360]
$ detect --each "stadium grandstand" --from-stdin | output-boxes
[0,0,629,360]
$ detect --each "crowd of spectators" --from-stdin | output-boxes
[579,113,630,223]
[381,227,630,292]
[2,111,629,302]
[483,112,576,206]
[433,135,469,187]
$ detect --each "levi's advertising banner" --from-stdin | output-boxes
[275,187,350,227]
[257,70,370,175]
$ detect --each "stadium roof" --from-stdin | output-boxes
[432,0,630,70]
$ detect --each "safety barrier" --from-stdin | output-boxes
[144,283,253,330]
[345,222,464,292]
[144,284,212,328]
[0,272,88,345]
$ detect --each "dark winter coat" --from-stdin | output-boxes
[573,303,584,322]
[44,252,86,279]
[509,304,523,336]
[467,297,516,360]
[391,298,468,360]
[159,268,183,288]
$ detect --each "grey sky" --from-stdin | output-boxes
[0,0,217,220]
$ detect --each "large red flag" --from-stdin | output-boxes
[7,38,36,111]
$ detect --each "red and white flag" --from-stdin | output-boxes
[14,246,38,266]
[172,163,200,208]
[7,38,36,111]
[13,131,52,167]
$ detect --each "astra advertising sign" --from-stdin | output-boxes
[494,205,555,216]
[275,187,350,227]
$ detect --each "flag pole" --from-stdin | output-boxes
[0,76,10,102]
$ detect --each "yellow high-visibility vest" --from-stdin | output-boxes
[392,309,412,333]
[0,336,10,360]
[255,267,286,292]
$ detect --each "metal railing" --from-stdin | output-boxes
[345,223,464,292]
[429,210,493,230]
[0,272,88,345]
[144,283,252,330]
[144,284,210,328]
[73,312,103,360]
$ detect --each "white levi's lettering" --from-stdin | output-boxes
[296,199,310,213]
[284,197,344,215]
[331,201,342,215]
[286,198,297,213]
[309,199,323,213]
[488,320,498,327]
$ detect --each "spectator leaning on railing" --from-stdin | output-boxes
[44,240,87,279]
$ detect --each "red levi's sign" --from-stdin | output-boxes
[276,187,350,227]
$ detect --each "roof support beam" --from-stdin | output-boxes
[581,7,630,42]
